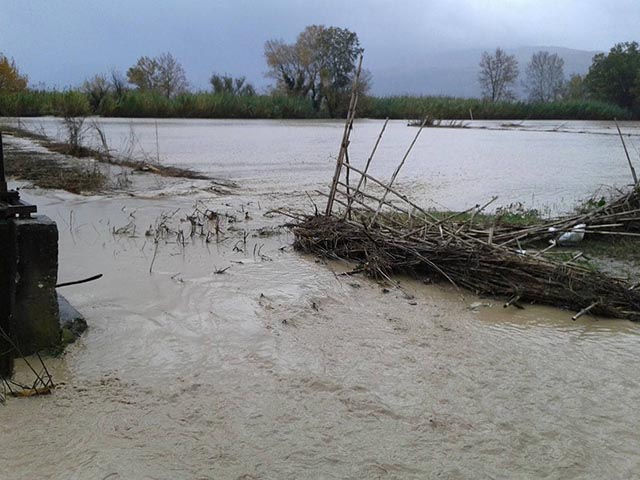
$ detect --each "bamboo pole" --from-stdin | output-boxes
[572,301,599,321]
[343,163,486,248]
[352,118,389,198]
[320,190,460,286]
[614,118,638,186]
[344,117,389,220]
[325,55,364,215]
[369,117,427,227]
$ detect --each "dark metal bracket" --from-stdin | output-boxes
[0,131,37,219]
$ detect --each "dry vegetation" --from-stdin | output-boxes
[288,79,640,321]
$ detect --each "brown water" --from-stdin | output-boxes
[15,117,640,211]
[1,125,640,479]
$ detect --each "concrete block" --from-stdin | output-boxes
[12,215,59,354]
[0,220,15,377]
[58,293,87,346]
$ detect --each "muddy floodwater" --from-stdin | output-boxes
[17,117,640,211]
[1,119,640,479]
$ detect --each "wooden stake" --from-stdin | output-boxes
[325,55,364,215]
[353,117,389,198]
[614,118,638,186]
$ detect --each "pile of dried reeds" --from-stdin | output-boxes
[294,214,640,320]
[290,59,640,321]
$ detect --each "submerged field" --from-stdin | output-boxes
[1,119,640,479]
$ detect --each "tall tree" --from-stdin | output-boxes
[127,53,188,98]
[0,53,28,93]
[524,51,565,102]
[265,25,365,116]
[585,42,640,109]
[478,48,519,102]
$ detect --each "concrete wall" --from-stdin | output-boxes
[0,220,15,377]
[0,215,59,376]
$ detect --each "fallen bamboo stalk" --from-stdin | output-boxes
[343,163,491,248]
[345,164,440,222]
[455,196,498,234]
[564,252,584,264]
[504,295,522,309]
[332,186,472,253]
[533,241,556,257]
[582,230,640,237]
[572,302,599,321]
[369,117,427,227]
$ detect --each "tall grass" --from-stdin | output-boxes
[0,90,633,120]
[362,96,633,120]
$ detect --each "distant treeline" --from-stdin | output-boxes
[0,89,632,121]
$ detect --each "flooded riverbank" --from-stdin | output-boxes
[12,117,640,211]
[1,123,640,479]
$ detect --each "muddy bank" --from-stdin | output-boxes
[1,131,639,479]
[1,124,236,194]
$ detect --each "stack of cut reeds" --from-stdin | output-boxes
[291,61,640,321]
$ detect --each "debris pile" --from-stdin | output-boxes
[291,60,640,321]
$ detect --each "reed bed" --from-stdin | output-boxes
[0,90,632,120]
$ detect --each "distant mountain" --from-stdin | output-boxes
[369,46,600,98]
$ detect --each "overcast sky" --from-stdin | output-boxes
[2,0,638,93]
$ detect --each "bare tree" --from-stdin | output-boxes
[82,74,110,111]
[127,52,188,98]
[155,52,188,98]
[57,91,90,154]
[524,51,565,102]
[110,69,128,100]
[210,74,256,96]
[478,48,519,102]
[264,38,315,98]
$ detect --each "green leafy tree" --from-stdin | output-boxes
[210,74,255,96]
[585,42,640,109]
[478,48,519,102]
[0,53,28,92]
[264,25,365,116]
[127,53,188,98]
[524,51,565,102]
